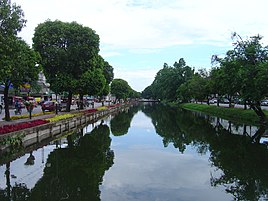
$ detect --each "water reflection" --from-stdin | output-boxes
[0,123,114,201]
[142,104,268,200]
[1,104,268,200]
[110,106,139,136]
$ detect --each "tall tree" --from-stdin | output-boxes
[213,33,268,124]
[0,0,40,121]
[33,20,100,111]
[110,78,131,102]
[147,58,194,101]
[177,69,209,103]
[77,68,106,109]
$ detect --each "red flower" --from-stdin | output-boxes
[0,119,49,135]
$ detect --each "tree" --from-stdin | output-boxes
[146,58,194,101]
[110,78,131,102]
[213,33,268,124]
[33,20,100,111]
[98,59,114,105]
[0,0,40,121]
[141,85,155,99]
[77,68,106,109]
[177,70,209,103]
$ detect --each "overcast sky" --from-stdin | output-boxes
[13,0,268,92]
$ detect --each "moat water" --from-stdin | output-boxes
[0,103,268,201]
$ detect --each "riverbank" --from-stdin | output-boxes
[176,103,268,126]
[0,103,131,154]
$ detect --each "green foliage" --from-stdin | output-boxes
[0,1,40,121]
[0,0,26,36]
[111,78,131,100]
[177,70,209,102]
[1,133,25,147]
[211,33,268,123]
[33,20,108,110]
[142,58,194,101]
[181,103,266,125]
[78,68,106,96]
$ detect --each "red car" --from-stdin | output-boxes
[41,101,61,112]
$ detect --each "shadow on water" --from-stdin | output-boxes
[0,123,114,201]
[142,103,268,201]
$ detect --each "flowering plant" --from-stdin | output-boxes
[82,109,98,114]
[24,100,34,112]
[0,119,49,135]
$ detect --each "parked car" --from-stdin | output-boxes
[41,101,62,112]
[209,98,217,104]
[261,100,268,106]
[220,98,230,104]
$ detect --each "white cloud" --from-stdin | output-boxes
[114,67,158,91]
[100,147,230,201]
[15,0,268,48]
[12,0,268,90]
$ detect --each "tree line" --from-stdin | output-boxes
[142,33,268,124]
[0,0,139,121]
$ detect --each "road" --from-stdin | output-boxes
[0,102,106,122]
[207,102,268,110]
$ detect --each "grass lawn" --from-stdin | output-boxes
[179,103,268,126]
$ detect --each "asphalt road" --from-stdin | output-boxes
[205,102,268,110]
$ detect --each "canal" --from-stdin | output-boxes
[0,103,268,201]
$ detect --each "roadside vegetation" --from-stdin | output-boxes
[179,103,268,126]
[142,33,268,125]
[0,0,140,122]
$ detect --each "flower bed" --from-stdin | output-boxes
[46,114,77,122]
[3,112,54,121]
[96,106,108,111]
[108,104,121,108]
[0,119,50,135]
[82,109,98,114]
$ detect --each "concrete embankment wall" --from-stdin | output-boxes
[0,104,129,154]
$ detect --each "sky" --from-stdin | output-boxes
[13,0,268,92]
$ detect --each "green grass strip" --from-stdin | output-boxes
[180,103,268,126]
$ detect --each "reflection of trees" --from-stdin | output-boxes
[142,104,192,153]
[209,129,268,201]
[143,104,268,200]
[28,123,114,201]
[0,124,114,201]
[110,106,139,136]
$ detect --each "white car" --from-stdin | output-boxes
[209,98,217,104]
[261,100,268,106]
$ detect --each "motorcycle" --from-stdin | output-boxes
[14,107,22,115]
